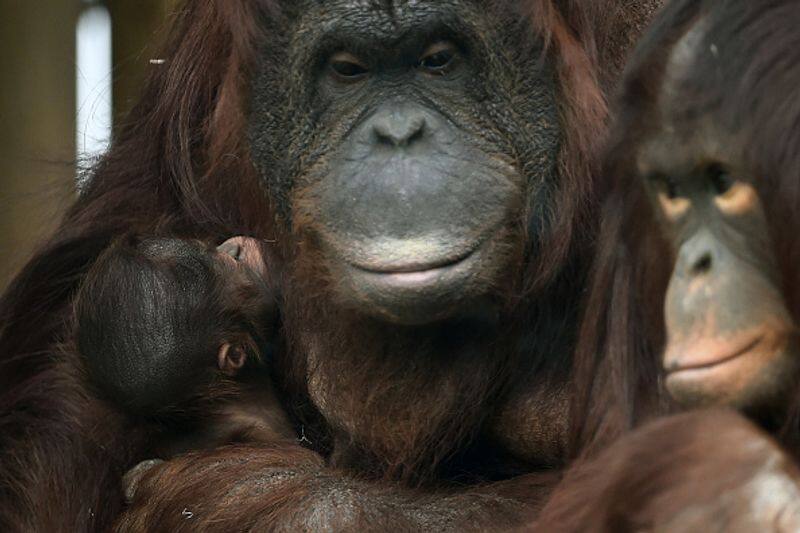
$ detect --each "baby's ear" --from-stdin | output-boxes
[217,236,267,277]
[218,343,247,376]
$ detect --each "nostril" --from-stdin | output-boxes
[373,127,397,146]
[407,121,425,144]
[373,115,426,147]
[690,253,713,276]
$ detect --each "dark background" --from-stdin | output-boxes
[0,0,174,287]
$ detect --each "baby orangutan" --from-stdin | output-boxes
[73,235,294,470]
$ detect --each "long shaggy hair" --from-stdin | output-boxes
[571,0,800,456]
[0,0,659,529]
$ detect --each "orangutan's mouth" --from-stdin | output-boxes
[338,234,483,274]
[327,237,495,325]
[349,246,477,275]
[348,246,479,290]
[665,334,765,374]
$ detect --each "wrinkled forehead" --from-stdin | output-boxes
[294,0,484,44]
[301,0,474,16]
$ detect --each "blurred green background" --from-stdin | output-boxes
[0,0,175,288]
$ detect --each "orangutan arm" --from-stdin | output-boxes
[117,443,557,532]
[537,410,800,532]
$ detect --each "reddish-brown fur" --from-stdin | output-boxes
[0,1,660,530]
[118,443,563,532]
[570,0,800,454]
[538,1,800,530]
[537,411,800,531]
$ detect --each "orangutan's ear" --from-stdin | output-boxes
[218,343,247,376]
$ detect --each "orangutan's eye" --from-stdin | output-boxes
[329,52,369,82]
[650,173,680,200]
[419,42,459,74]
[707,164,734,196]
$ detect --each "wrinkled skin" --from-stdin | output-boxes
[251,1,560,324]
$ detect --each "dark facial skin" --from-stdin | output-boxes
[638,24,800,412]
[250,0,560,325]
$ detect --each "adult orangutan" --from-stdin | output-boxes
[0,1,660,530]
[539,0,800,530]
